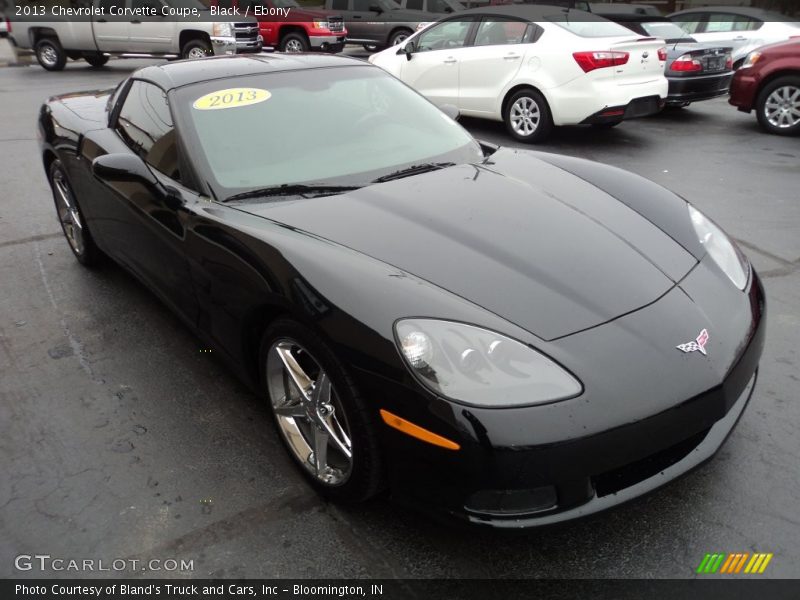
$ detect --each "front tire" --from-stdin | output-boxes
[503,88,553,143]
[756,76,800,136]
[388,29,412,47]
[280,33,309,53]
[35,38,67,71]
[48,159,101,266]
[362,43,380,52]
[260,318,384,503]
[181,39,212,60]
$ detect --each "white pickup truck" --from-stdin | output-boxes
[11,0,262,71]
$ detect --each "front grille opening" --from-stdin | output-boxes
[593,428,711,498]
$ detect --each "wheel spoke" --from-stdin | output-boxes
[312,427,329,476]
[311,372,331,410]
[274,346,312,400]
[274,402,306,418]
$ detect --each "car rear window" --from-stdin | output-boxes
[549,15,637,37]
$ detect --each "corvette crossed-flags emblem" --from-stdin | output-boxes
[677,329,710,355]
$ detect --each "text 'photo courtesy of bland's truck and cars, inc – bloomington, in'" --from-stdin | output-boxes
[0,0,799,598]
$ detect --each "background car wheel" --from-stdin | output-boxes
[362,43,380,52]
[48,159,101,266]
[503,88,553,143]
[388,29,412,47]
[181,39,212,60]
[260,319,384,503]
[756,76,800,136]
[83,53,109,68]
[35,38,67,71]
[280,33,309,53]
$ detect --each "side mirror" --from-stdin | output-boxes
[92,153,158,187]
[440,103,460,121]
[402,40,416,60]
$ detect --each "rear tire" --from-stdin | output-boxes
[84,53,109,68]
[48,159,101,266]
[755,75,800,136]
[181,39,212,60]
[280,33,309,53]
[35,38,67,71]
[363,43,380,52]
[260,318,384,503]
[503,88,553,144]
[388,28,412,47]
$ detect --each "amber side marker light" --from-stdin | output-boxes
[379,409,460,451]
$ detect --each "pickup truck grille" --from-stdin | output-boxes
[234,22,260,43]
[328,17,344,33]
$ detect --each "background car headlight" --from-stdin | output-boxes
[394,319,582,407]
[688,205,750,290]
[312,20,329,30]
[741,51,761,69]
[212,22,233,38]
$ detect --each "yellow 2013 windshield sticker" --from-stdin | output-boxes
[193,88,271,111]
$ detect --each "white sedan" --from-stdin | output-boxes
[369,6,669,143]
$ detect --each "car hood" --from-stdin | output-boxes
[236,148,697,341]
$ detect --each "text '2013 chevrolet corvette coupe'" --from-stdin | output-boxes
[39,54,765,528]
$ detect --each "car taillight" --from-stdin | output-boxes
[572,51,629,73]
[657,47,667,62]
[670,54,703,72]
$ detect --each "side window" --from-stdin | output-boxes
[115,80,181,181]
[406,0,424,9]
[353,0,372,11]
[331,0,348,9]
[474,17,528,46]
[672,15,704,34]
[416,19,473,52]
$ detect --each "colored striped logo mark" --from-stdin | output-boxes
[696,553,774,574]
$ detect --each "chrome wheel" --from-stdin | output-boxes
[764,85,800,129]
[51,169,85,256]
[39,43,58,68]
[509,96,541,137]
[187,46,208,59]
[284,39,304,53]
[266,340,353,486]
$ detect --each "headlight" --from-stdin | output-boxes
[212,22,233,38]
[688,205,750,290]
[741,51,761,69]
[394,319,582,408]
[312,20,329,29]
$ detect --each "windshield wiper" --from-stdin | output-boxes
[223,184,361,203]
[371,162,455,184]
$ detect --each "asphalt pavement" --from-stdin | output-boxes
[1,54,799,580]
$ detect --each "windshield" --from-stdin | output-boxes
[175,65,481,199]
[640,21,691,40]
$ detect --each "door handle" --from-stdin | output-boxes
[443,57,457,64]
[131,19,141,24]
[504,53,521,60]
[733,36,747,41]
[353,15,362,18]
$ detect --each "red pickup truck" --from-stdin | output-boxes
[210,0,346,53]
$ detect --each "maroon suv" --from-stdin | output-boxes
[729,38,800,136]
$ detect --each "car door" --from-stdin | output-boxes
[456,17,531,115]
[693,12,760,62]
[402,17,476,107]
[346,0,383,42]
[93,0,131,51]
[126,0,177,54]
[92,79,199,324]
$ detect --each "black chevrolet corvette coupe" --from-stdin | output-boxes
[39,54,765,528]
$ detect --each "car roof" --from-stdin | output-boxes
[669,6,787,20]
[457,4,593,20]
[135,54,368,91]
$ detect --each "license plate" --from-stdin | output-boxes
[706,57,725,72]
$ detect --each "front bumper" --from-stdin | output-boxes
[666,72,734,105]
[310,34,346,53]
[580,95,665,125]
[362,266,765,529]
[729,69,760,112]
[211,35,264,56]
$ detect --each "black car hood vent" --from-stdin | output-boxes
[239,149,697,341]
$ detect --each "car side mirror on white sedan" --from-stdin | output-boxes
[398,40,416,60]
